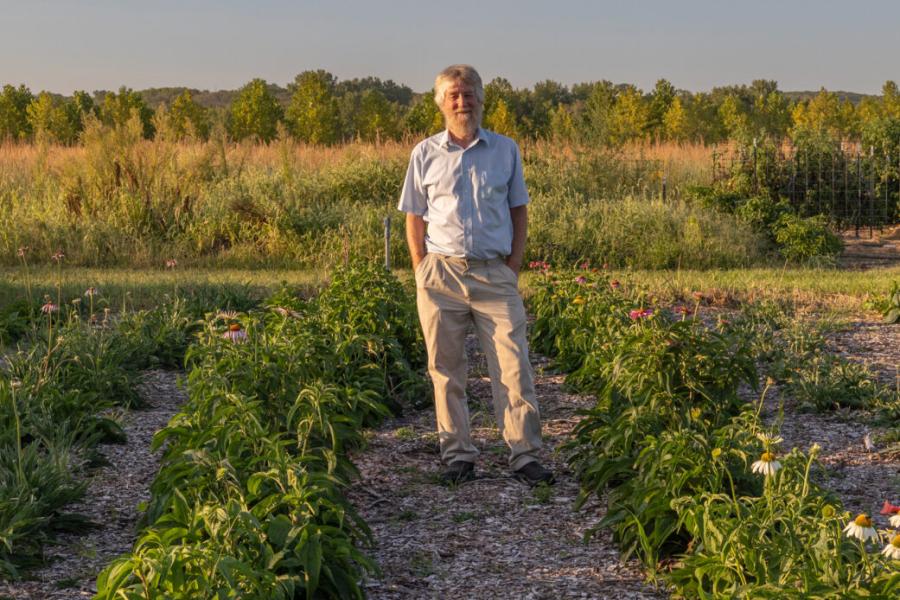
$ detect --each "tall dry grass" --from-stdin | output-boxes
[1,132,764,269]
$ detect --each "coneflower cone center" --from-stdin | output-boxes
[229,323,242,331]
[892,534,900,547]
[761,452,775,462]
[854,514,872,527]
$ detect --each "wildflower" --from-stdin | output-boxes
[222,323,248,343]
[10,379,21,390]
[51,250,65,262]
[675,305,691,315]
[690,407,702,420]
[602,263,609,270]
[880,500,900,515]
[165,258,177,269]
[572,296,585,305]
[711,448,722,459]
[41,301,59,314]
[882,534,900,560]
[890,514,900,528]
[610,280,621,290]
[574,276,587,284]
[629,308,653,320]
[822,505,836,518]
[17,246,28,258]
[692,291,704,301]
[273,306,301,318]
[750,451,781,477]
[579,261,590,270]
[843,514,878,542]
[84,287,98,297]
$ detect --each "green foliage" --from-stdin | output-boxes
[0,84,34,141]
[158,90,210,141]
[353,89,398,142]
[227,79,284,142]
[773,213,844,263]
[26,92,83,145]
[100,87,155,139]
[286,71,341,145]
[95,263,426,597]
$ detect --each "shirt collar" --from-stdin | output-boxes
[440,127,489,150]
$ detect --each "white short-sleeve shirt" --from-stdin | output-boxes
[397,128,530,260]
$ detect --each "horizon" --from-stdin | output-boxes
[2,1,899,97]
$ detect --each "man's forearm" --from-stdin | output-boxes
[507,205,527,273]
[406,213,427,270]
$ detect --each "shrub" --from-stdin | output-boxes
[773,213,843,262]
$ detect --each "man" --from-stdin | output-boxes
[397,64,553,486]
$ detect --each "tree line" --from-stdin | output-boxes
[2,71,900,146]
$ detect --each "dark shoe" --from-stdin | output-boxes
[513,461,555,486]
[440,461,475,485]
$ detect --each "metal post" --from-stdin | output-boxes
[383,216,391,270]
[856,151,862,237]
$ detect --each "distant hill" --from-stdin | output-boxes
[783,90,874,104]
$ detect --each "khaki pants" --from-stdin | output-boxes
[415,253,542,471]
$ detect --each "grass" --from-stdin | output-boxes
[1,264,896,315]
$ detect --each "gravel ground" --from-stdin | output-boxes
[0,370,186,600]
[347,333,667,600]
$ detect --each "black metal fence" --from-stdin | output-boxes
[712,142,900,233]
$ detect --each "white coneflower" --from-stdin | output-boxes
[882,534,900,560]
[222,323,248,343]
[890,514,900,528]
[750,452,781,477]
[41,301,59,314]
[843,514,878,542]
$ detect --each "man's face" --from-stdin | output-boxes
[439,80,482,134]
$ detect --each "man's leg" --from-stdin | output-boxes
[469,262,542,471]
[416,255,479,465]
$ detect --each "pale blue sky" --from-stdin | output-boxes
[2,0,897,95]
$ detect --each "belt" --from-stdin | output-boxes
[432,254,504,268]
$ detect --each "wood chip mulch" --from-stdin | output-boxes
[0,370,186,600]
[763,318,900,520]
[347,333,667,600]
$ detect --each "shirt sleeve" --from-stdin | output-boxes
[507,142,530,208]
[397,145,427,215]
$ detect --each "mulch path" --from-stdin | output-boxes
[347,333,667,600]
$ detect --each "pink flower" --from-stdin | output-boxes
[17,246,28,258]
[222,323,248,343]
[675,305,691,315]
[574,276,587,284]
[610,280,621,290]
[629,308,653,320]
[51,250,65,262]
[580,261,590,270]
[41,301,58,314]
[165,258,178,269]
[880,500,900,515]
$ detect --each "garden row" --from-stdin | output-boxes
[94,261,427,598]
[0,293,196,578]
[526,267,900,597]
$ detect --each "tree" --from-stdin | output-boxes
[403,91,443,136]
[227,78,283,142]
[484,97,518,138]
[608,86,650,144]
[163,90,210,140]
[0,84,34,141]
[581,80,616,144]
[100,87,155,138]
[286,70,341,144]
[648,79,676,137]
[354,89,398,142]
[26,92,82,144]
[663,96,690,142]
[547,102,577,142]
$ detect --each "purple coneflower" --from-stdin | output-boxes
[84,287,98,297]
[610,279,621,290]
[223,323,248,343]
[629,308,652,320]
[574,276,587,284]
[41,301,58,314]
[165,258,177,269]
[17,246,28,258]
[51,250,65,262]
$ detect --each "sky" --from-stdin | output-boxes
[2,0,898,96]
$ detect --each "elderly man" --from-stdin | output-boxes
[397,64,553,486]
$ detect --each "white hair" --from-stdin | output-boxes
[434,64,485,105]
